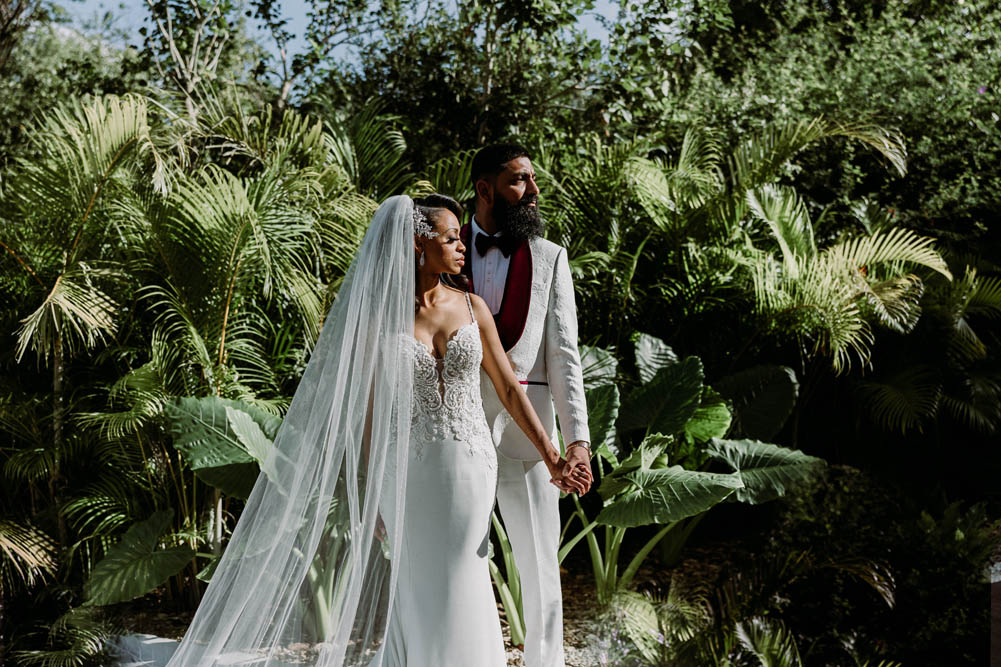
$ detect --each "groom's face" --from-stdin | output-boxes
[493,157,539,209]
[485,156,544,241]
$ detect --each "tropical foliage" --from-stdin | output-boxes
[0,0,998,665]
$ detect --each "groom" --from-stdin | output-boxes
[461,143,592,667]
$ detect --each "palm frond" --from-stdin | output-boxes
[829,226,951,280]
[940,372,1001,433]
[735,617,802,667]
[625,139,722,235]
[860,274,925,334]
[751,251,871,372]
[325,99,412,197]
[10,607,111,667]
[200,92,330,175]
[0,519,57,596]
[964,269,1001,320]
[15,262,123,363]
[746,184,815,275]
[15,95,163,242]
[728,118,905,195]
[712,117,906,230]
[140,284,217,389]
[62,471,140,543]
[419,149,478,203]
[857,366,942,434]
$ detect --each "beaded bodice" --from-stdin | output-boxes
[409,294,494,467]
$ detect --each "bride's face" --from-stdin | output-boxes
[417,210,465,275]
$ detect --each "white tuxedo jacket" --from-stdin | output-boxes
[460,225,590,460]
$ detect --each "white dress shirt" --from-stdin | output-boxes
[470,216,510,315]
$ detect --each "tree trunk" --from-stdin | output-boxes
[51,336,68,548]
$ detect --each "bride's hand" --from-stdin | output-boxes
[546,455,587,494]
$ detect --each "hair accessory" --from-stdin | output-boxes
[412,204,438,239]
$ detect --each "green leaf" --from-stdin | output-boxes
[619,356,704,435]
[597,466,742,527]
[580,344,618,389]
[706,439,825,504]
[736,617,803,667]
[418,149,477,204]
[84,510,193,606]
[746,184,816,273]
[633,333,678,384]
[164,397,277,498]
[684,387,732,442]
[611,591,662,663]
[715,365,799,440]
[598,433,672,499]
[196,554,220,583]
[225,406,273,464]
[586,384,620,464]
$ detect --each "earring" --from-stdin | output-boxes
[419,251,425,267]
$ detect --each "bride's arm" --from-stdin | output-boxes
[472,294,587,494]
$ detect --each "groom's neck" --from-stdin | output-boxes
[474,202,498,235]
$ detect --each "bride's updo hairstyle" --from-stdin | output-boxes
[412,193,470,294]
[413,193,464,228]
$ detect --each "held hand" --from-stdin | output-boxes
[563,442,593,494]
[546,455,588,495]
[550,465,591,494]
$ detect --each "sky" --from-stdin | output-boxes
[65,0,616,62]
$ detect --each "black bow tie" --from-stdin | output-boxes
[475,232,518,258]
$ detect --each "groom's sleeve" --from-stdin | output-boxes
[545,247,591,448]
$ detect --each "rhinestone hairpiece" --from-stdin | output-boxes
[412,204,438,239]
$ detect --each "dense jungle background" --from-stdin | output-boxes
[1,0,999,664]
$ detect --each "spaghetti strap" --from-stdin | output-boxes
[465,291,476,324]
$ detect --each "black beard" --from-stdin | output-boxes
[492,194,544,242]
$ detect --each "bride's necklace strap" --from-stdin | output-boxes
[465,291,476,324]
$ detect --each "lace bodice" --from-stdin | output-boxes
[409,294,495,467]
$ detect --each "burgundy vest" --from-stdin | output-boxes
[460,223,532,352]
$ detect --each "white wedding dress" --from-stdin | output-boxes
[381,292,506,666]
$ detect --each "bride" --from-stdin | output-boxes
[164,194,589,667]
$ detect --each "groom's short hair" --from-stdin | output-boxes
[471,143,532,188]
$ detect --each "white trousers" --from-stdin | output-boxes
[495,452,565,667]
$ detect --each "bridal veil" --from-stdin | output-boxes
[166,196,415,666]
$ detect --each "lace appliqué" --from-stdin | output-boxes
[409,321,496,470]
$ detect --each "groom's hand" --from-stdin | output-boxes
[563,442,593,494]
[547,456,588,495]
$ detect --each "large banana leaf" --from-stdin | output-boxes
[597,466,742,528]
[84,510,194,606]
[580,344,618,389]
[633,333,678,384]
[706,439,824,504]
[164,396,280,498]
[683,387,732,443]
[225,406,274,464]
[598,433,673,499]
[714,365,799,440]
[619,356,704,435]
